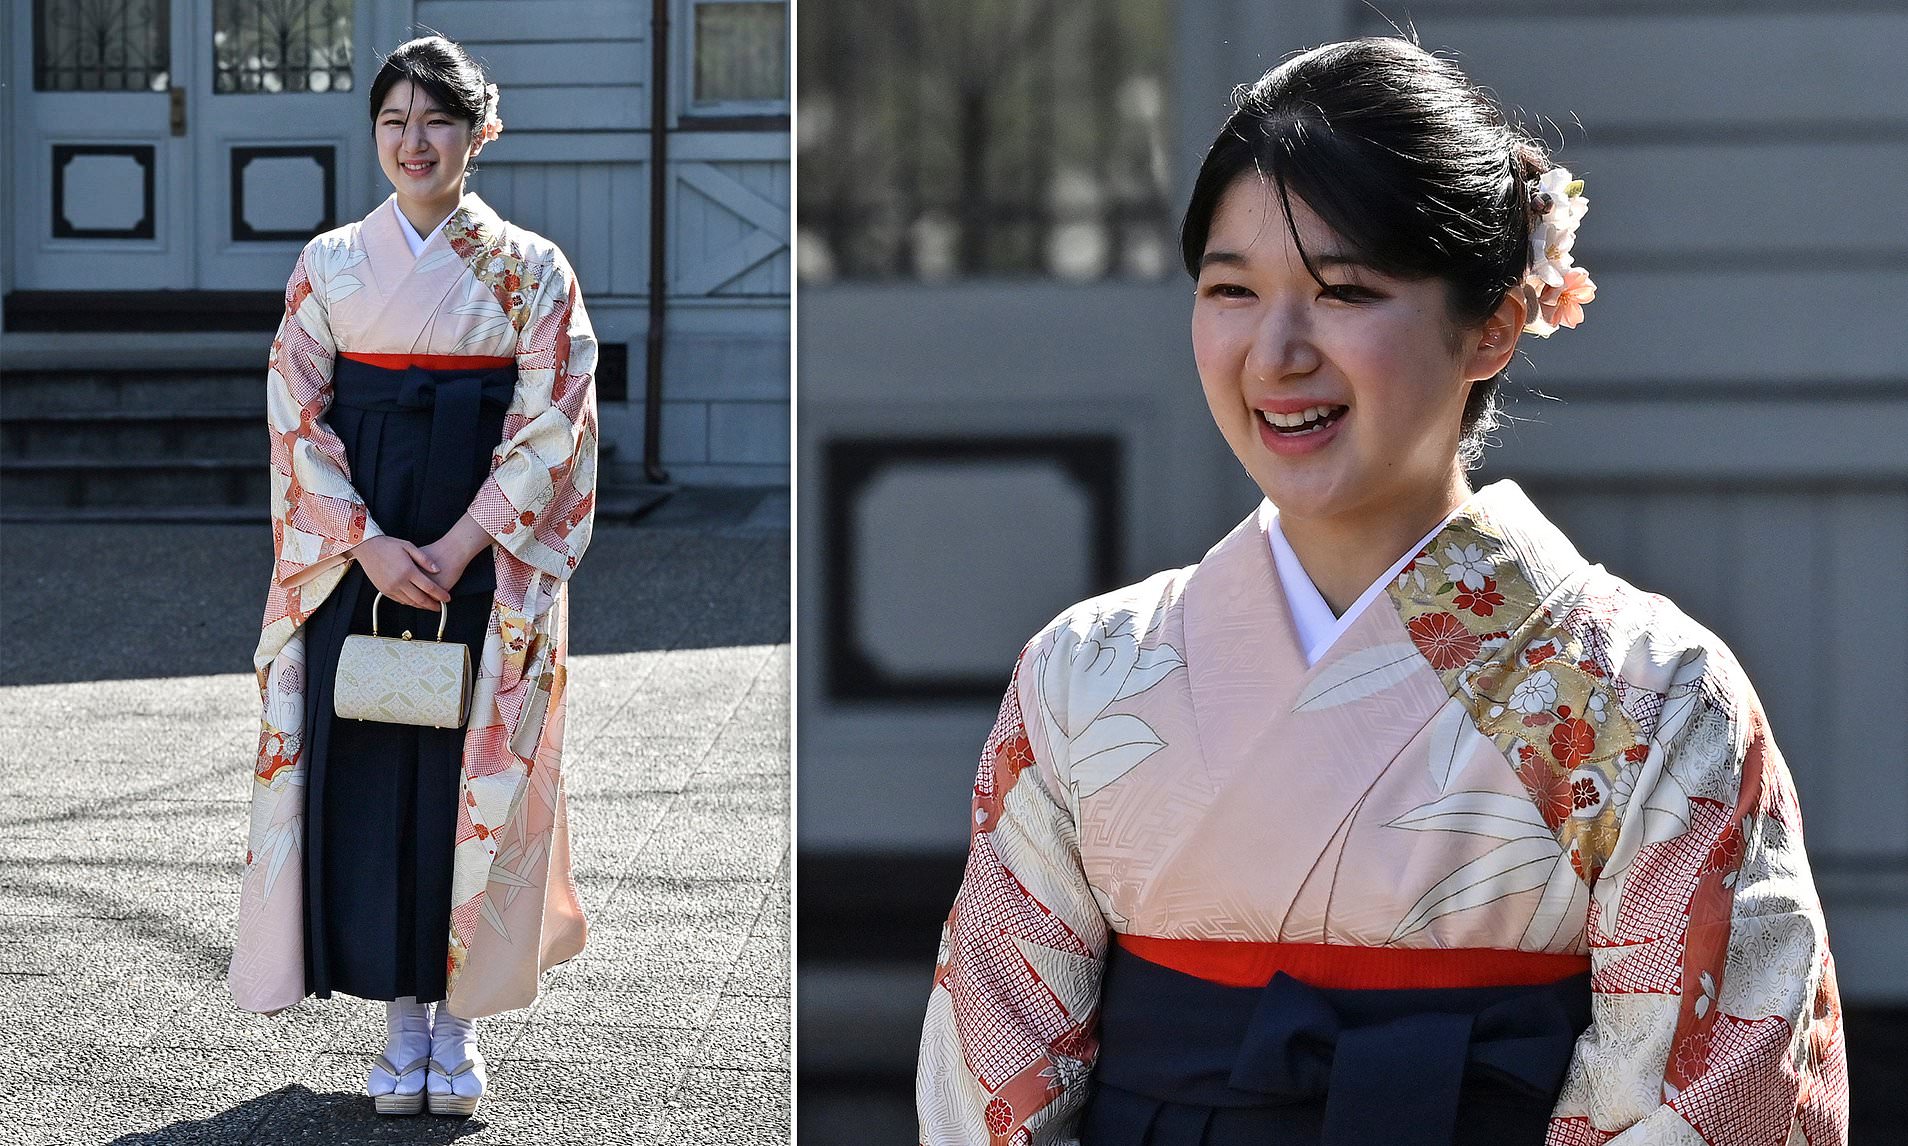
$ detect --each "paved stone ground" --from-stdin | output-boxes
[0,488,790,1145]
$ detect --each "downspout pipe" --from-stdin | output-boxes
[644,0,671,483]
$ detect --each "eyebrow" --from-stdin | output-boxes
[378,104,448,117]
[1198,248,1373,272]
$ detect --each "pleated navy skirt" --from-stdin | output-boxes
[1080,941,1591,1146]
[300,356,514,1003]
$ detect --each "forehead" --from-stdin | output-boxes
[1204,173,1351,266]
[378,79,449,115]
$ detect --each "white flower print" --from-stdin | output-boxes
[1399,550,1440,593]
[1442,543,1493,591]
[1036,610,1185,800]
[1509,669,1559,715]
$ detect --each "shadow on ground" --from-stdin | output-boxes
[0,488,787,687]
[100,1084,501,1145]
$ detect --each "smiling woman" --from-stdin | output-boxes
[227,34,598,1124]
[916,36,1848,1146]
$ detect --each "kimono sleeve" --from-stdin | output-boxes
[919,644,1107,1146]
[1548,679,1848,1145]
[468,247,598,581]
[267,241,379,590]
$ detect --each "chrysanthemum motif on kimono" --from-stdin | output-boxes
[1388,513,1646,885]
[445,211,544,333]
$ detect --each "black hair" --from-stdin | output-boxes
[1180,37,1555,464]
[368,36,491,133]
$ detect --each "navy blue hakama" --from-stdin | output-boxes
[1081,942,1591,1145]
[298,356,514,1003]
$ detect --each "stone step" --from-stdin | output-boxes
[1,369,262,417]
[0,408,261,462]
[0,459,267,511]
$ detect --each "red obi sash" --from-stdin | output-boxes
[1114,932,1590,991]
[338,352,515,370]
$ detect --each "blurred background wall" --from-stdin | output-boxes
[795,0,1908,1138]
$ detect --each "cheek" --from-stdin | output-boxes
[1189,309,1243,384]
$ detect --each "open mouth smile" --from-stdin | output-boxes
[1260,404,1347,437]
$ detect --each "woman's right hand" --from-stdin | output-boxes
[350,536,452,610]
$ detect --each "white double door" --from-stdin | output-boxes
[8,0,396,293]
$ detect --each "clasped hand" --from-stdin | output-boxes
[352,514,491,611]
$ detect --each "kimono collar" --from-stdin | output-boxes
[1419,479,1590,609]
[442,192,508,265]
[1178,478,1588,729]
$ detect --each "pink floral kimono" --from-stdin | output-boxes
[229,192,597,1018]
[920,481,1847,1145]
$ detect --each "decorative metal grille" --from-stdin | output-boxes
[797,0,1173,282]
[213,0,353,94]
[35,0,171,92]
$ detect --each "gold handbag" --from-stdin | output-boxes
[334,593,473,729]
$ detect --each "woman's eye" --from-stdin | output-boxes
[1203,283,1255,300]
[1321,284,1382,303]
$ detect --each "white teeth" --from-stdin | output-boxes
[1260,404,1342,429]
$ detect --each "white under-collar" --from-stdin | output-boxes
[393,199,449,258]
[1269,502,1469,667]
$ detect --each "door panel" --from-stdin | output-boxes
[12,0,190,289]
[9,0,377,294]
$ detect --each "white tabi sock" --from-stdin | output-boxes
[429,1005,487,1098]
[369,996,431,1095]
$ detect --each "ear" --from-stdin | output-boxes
[1463,288,1527,382]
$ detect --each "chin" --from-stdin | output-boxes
[1246,464,1361,523]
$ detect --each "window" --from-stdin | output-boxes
[212,0,353,94]
[796,0,1173,283]
[690,0,788,113]
[35,0,171,92]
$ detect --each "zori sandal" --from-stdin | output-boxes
[368,1052,428,1115]
[426,1055,487,1117]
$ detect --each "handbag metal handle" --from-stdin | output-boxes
[371,592,450,641]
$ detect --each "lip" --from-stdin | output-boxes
[399,159,437,176]
[1254,402,1347,456]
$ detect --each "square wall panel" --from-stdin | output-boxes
[826,437,1121,700]
[231,146,336,241]
[52,145,156,238]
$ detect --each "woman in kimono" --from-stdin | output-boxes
[226,36,597,1118]
[919,37,1847,1146]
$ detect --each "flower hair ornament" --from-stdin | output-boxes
[478,83,503,144]
[1520,165,1595,337]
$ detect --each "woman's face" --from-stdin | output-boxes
[1191,174,1516,530]
[375,79,480,212]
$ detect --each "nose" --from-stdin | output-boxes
[1243,297,1321,383]
[401,119,429,153]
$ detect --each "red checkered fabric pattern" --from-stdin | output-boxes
[1602,798,1730,952]
[1671,1013,1800,1146]
[1545,1116,1617,1146]
[932,661,1100,1140]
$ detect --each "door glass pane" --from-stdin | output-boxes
[796,0,1173,282]
[695,1,787,104]
[35,0,172,92]
[212,0,354,94]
